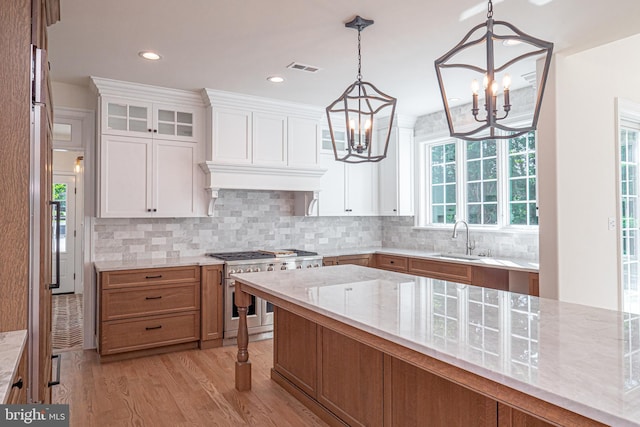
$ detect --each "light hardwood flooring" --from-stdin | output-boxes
[53,339,328,426]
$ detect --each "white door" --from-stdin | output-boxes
[52,174,76,294]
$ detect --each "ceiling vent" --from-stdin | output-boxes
[286,62,321,73]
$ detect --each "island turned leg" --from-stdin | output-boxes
[235,285,252,391]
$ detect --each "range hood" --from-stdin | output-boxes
[200,88,328,216]
[199,162,323,216]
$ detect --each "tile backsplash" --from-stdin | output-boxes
[93,190,382,262]
[92,189,538,262]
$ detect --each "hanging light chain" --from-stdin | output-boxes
[487,0,493,19]
[356,27,363,81]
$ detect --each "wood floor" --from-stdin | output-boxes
[53,339,328,426]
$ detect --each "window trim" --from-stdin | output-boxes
[416,125,539,230]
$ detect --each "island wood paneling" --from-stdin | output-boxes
[317,327,384,427]
[273,308,318,398]
[387,356,497,426]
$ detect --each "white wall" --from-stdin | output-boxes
[52,81,94,110]
[539,33,640,310]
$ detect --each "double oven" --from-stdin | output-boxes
[206,250,323,338]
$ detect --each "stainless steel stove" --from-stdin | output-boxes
[206,249,323,338]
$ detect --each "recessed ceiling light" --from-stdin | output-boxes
[139,51,161,61]
[267,76,285,83]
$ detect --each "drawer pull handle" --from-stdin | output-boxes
[145,296,162,300]
[12,378,23,389]
[390,260,395,264]
[145,275,162,279]
[48,354,61,387]
[145,325,162,331]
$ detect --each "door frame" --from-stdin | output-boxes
[51,171,77,294]
[53,107,95,349]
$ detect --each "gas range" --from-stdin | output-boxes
[205,249,323,339]
[206,249,323,275]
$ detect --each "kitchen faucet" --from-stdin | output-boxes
[452,220,474,255]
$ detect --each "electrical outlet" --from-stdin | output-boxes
[608,217,616,230]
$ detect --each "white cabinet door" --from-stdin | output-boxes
[153,104,201,143]
[288,117,319,168]
[378,127,415,216]
[101,97,153,138]
[378,128,399,215]
[346,161,379,216]
[318,153,346,216]
[100,135,152,217]
[212,107,252,164]
[253,112,287,167]
[397,127,415,216]
[153,141,198,217]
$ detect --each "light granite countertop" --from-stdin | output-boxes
[0,330,27,404]
[93,248,538,274]
[94,255,224,272]
[232,265,639,426]
[320,246,539,273]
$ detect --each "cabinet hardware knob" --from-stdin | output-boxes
[148,129,152,132]
[12,378,23,389]
[393,209,397,212]
[390,261,395,264]
[145,296,162,300]
[153,208,157,212]
[145,325,162,330]
[153,129,157,133]
[147,209,152,212]
[145,275,162,279]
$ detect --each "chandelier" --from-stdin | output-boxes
[326,16,397,163]
[434,0,553,141]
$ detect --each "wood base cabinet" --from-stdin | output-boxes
[98,266,201,361]
[200,265,224,349]
[272,307,560,427]
[322,254,372,267]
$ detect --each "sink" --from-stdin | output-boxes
[430,253,483,261]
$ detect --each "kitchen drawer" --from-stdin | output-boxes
[101,311,200,355]
[102,282,200,321]
[101,266,200,289]
[374,254,408,272]
[408,258,472,283]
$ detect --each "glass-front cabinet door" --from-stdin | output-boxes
[153,103,199,142]
[102,97,153,137]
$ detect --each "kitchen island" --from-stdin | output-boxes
[232,265,640,427]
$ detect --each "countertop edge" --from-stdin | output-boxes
[0,329,28,404]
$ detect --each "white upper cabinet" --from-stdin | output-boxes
[91,77,206,218]
[212,107,252,164]
[102,96,201,143]
[318,151,379,216]
[378,120,416,216]
[288,117,320,169]
[201,89,325,194]
[253,111,287,167]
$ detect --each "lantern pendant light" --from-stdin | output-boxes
[326,15,397,163]
[434,0,553,141]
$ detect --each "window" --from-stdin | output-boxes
[430,142,457,224]
[420,131,537,228]
[620,123,640,314]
